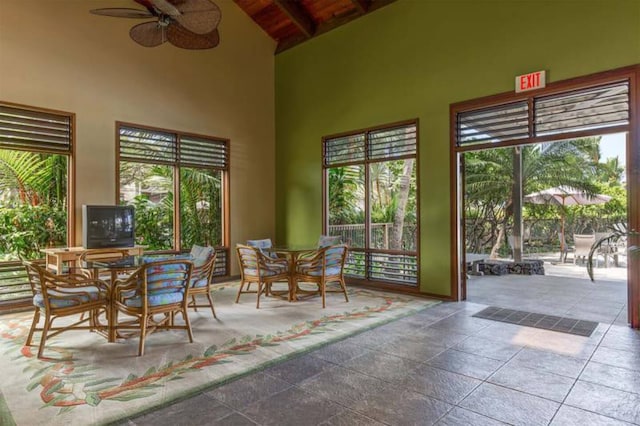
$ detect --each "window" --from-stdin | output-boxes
[0,102,74,306]
[323,120,419,287]
[117,123,229,276]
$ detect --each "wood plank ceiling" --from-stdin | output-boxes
[233,0,397,53]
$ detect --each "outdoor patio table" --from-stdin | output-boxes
[265,246,316,301]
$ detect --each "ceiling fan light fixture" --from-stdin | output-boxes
[92,0,221,50]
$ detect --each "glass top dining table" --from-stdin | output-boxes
[264,246,318,301]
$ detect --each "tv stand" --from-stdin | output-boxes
[42,246,145,274]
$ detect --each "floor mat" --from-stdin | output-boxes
[473,306,599,336]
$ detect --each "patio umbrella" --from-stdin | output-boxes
[523,185,611,253]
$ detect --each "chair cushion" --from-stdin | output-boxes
[243,268,284,277]
[34,286,103,309]
[191,277,209,288]
[123,290,186,308]
[190,245,215,267]
[246,239,272,249]
[318,235,341,248]
[301,266,343,277]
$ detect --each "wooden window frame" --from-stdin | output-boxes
[0,101,76,310]
[322,118,421,293]
[450,65,640,328]
[115,121,230,277]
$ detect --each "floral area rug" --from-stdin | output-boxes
[0,282,439,425]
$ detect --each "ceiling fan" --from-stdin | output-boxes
[91,0,221,49]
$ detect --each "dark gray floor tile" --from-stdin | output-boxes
[242,387,343,426]
[212,412,257,426]
[263,354,335,384]
[348,384,452,426]
[401,364,481,404]
[343,351,421,383]
[550,405,634,426]
[205,371,292,410]
[426,349,504,380]
[429,314,492,335]
[377,335,447,362]
[411,326,469,348]
[460,383,560,426]
[565,381,640,424]
[345,328,400,348]
[508,347,587,378]
[454,336,522,361]
[591,346,640,372]
[134,394,232,426]
[319,410,386,426]
[580,361,640,395]
[488,363,575,402]
[436,407,507,426]
[310,339,373,364]
[298,365,386,405]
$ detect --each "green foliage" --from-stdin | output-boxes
[180,168,223,248]
[0,204,66,260]
[129,196,173,251]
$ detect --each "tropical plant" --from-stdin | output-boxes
[465,137,604,257]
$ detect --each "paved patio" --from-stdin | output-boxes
[467,253,629,326]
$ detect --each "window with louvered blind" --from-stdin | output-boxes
[117,123,230,276]
[0,103,74,309]
[0,104,72,153]
[455,80,630,147]
[323,120,419,288]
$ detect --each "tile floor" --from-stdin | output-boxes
[125,298,640,426]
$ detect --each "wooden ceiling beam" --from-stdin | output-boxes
[350,0,370,14]
[274,0,398,54]
[273,0,315,38]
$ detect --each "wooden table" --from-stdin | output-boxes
[266,246,316,301]
[42,246,145,275]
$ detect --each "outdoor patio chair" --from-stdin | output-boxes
[294,244,349,308]
[573,234,596,265]
[23,261,110,359]
[186,245,218,318]
[236,244,289,308]
[111,259,194,356]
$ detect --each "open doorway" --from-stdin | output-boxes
[450,66,639,329]
[462,133,628,325]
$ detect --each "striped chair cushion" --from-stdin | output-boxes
[123,290,185,308]
[34,286,103,309]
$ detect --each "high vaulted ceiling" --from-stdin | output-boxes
[233,0,397,53]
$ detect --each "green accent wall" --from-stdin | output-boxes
[275,0,640,296]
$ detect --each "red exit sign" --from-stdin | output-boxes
[515,70,546,93]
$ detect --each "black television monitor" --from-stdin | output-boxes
[82,205,135,249]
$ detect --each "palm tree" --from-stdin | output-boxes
[465,138,601,258]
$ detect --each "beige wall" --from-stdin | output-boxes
[0,0,276,274]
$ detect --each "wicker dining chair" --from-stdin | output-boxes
[111,259,194,356]
[23,261,110,359]
[187,246,218,318]
[294,244,349,308]
[236,244,289,308]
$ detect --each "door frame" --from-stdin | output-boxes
[449,65,640,328]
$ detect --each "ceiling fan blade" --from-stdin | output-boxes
[90,8,154,19]
[167,24,219,49]
[172,0,221,35]
[129,22,166,47]
[149,0,181,16]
